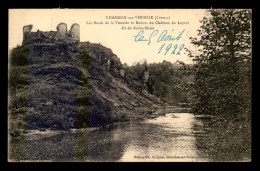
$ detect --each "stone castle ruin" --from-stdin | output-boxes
[23,23,80,45]
[21,23,152,94]
[22,23,80,64]
[22,22,126,77]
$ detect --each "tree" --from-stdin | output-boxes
[183,9,251,118]
[177,9,252,161]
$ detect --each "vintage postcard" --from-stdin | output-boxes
[8,9,252,162]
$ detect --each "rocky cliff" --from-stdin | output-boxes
[9,23,166,131]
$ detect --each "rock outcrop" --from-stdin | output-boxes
[9,23,165,131]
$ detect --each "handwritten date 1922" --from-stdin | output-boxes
[158,43,185,55]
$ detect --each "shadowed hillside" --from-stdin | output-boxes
[9,36,166,133]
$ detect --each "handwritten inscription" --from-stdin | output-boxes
[133,29,185,55]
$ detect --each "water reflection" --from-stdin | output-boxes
[17,113,210,161]
[119,113,207,162]
[76,113,209,162]
[75,126,131,161]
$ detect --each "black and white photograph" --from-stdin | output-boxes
[8,9,252,162]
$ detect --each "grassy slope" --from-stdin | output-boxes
[8,41,165,134]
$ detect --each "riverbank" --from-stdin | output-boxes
[9,106,190,143]
[8,106,193,161]
[9,112,250,162]
[194,114,251,162]
[9,113,208,162]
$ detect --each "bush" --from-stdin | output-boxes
[10,45,29,66]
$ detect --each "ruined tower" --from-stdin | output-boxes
[68,23,80,41]
[22,23,80,64]
[22,25,33,45]
[22,22,80,45]
[56,23,67,38]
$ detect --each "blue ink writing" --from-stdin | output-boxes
[134,29,185,45]
[148,30,159,45]
[165,44,172,55]
[171,44,178,55]
[157,29,185,43]
[134,29,186,56]
[133,30,148,42]
[176,44,185,55]
[158,43,185,55]
[158,43,165,54]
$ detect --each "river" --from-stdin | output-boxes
[119,113,208,162]
[11,113,212,162]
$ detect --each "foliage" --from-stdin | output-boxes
[180,9,251,118]
[178,9,251,160]
[9,45,29,66]
[128,60,192,104]
[78,42,91,72]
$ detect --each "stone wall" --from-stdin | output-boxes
[22,23,80,64]
[56,23,67,37]
[23,23,80,46]
[68,24,80,41]
[22,25,33,45]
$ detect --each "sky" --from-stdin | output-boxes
[8,9,206,65]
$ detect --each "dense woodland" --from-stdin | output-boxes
[126,60,193,104]
[177,9,251,160]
